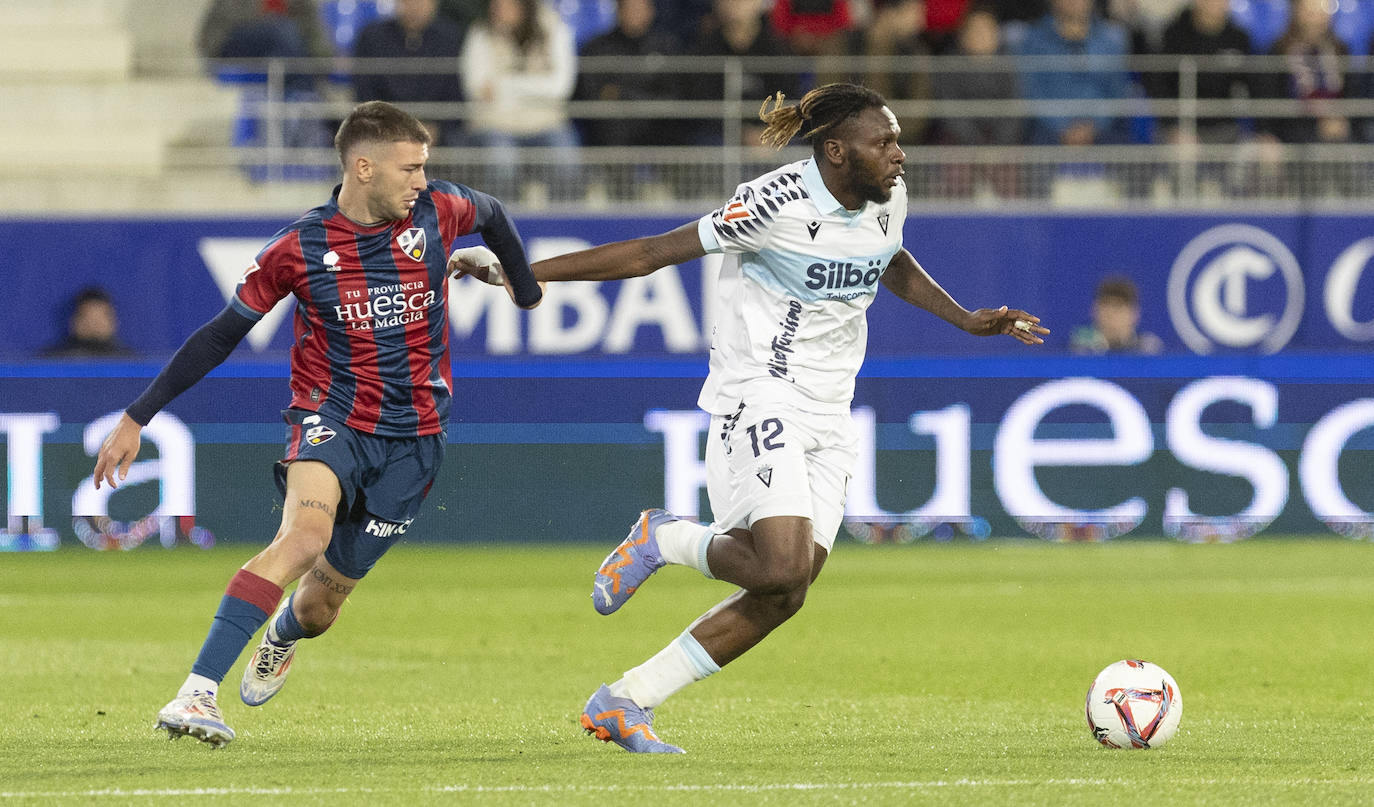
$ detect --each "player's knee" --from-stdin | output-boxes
[750,558,812,596]
[274,524,331,567]
[761,584,809,623]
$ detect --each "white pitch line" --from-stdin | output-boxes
[4,777,1374,799]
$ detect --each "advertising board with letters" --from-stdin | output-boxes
[4,212,1373,358]
[1,356,1370,549]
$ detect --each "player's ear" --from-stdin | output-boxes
[354,154,373,183]
[821,137,845,167]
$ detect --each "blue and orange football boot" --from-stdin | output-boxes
[591,509,677,615]
[580,684,684,753]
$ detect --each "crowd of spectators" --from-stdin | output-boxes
[198,0,1374,196]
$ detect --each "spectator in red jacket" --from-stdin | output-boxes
[769,0,856,57]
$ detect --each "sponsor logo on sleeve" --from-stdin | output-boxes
[723,200,752,223]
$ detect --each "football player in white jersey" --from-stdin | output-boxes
[532,83,1050,753]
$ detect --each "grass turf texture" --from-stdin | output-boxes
[2,539,1372,806]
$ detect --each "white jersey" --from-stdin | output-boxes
[696,158,907,416]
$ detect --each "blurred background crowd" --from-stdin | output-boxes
[197,0,1374,149]
[9,0,1374,214]
[158,0,1374,207]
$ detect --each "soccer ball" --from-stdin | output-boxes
[1085,659,1182,749]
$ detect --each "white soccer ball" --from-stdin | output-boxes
[1084,659,1183,749]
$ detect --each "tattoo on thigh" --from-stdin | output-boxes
[297,498,336,518]
[310,566,353,595]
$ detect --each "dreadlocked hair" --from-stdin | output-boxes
[757,83,889,151]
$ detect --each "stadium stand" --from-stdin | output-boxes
[0,0,332,213]
[0,0,233,180]
[5,0,1374,214]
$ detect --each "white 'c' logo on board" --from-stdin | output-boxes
[1167,224,1304,354]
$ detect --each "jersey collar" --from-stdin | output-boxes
[802,158,865,221]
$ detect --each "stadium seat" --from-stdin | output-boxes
[550,0,616,47]
[1331,0,1374,54]
[230,86,335,182]
[213,63,269,85]
[1231,0,1372,54]
[320,0,392,55]
[1229,0,1288,53]
[1001,19,1030,52]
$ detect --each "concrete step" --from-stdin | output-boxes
[126,0,214,66]
[0,170,333,214]
[0,76,243,176]
[0,131,167,176]
[0,79,239,132]
[0,25,133,80]
[0,0,129,27]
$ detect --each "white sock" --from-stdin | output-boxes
[655,520,716,579]
[618,630,721,709]
[178,673,219,698]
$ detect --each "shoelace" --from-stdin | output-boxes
[254,640,294,677]
[186,692,223,720]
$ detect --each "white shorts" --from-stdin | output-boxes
[704,403,858,552]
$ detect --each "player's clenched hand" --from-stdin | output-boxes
[93,413,143,489]
[448,246,506,285]
[447,246,545,308]
[965,306,1049,345]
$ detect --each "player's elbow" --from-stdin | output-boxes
[621,261,659,279]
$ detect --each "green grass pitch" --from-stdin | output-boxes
[2,538,1372,805]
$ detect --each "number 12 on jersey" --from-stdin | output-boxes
[746,418,786,457]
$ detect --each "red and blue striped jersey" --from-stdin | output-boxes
[231,180,478,437]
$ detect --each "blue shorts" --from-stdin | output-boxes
[274,408,445,579]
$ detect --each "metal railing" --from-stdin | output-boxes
[151,53,1374,209]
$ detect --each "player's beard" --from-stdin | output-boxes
[851,159,895,204]
[859,177,893,205]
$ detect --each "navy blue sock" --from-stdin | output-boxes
[190,570,283,683]
[271,592,308,643]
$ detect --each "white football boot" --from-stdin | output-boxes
[155,691,234,748]
[240,603,298,707]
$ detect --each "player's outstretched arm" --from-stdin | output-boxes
[466,190,542,309]
[532,223,706,282]
[881,249,1048,345]
[93,305,256,488]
